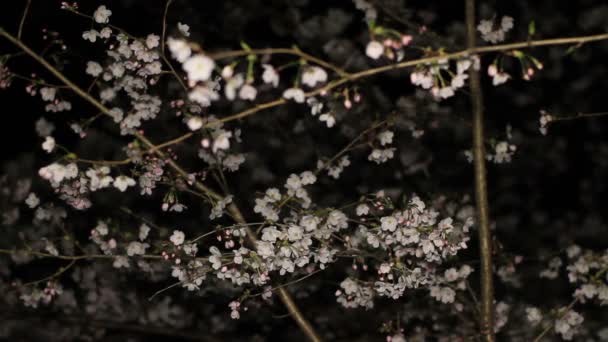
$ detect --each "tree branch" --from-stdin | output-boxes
[465,1,494,341]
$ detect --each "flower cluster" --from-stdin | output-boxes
[477,16,514,44]
[368,130,396,164]
[410,57,477,100]
[334,194,473,308]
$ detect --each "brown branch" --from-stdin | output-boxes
[210,32,608,128]
[208,47,350,78]
[465,1,494,341]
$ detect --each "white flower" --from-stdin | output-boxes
[365,41,384,59]
[283,88,305,103]
[86,61,103,77]
[457,59,472,74]
[319,113,335,127]
[224,73,244,100]
[35,118,55,137]
[145,34,160,49]
[212,131,232,153]
[526,307,542,325]
[301,66,327,87]
[113,256,129,269]
[187,116,203,131]
[113,176,136,192]
[377,130,393,146]
[410,71,434,89]
[368,148,395,164]
[478,16,514,44]
[109,108,123,123]
[86,167,113,191]
[139,224,150,241]
[99,27,112,38]
[170,230,185,246]
[183,54,215,83]
[262,226,282,242]
[430,286,456,303]
[300,171,316,185]
[380,216,398,231]
[223,154,245,172]
[257,241,275,258]
[177,22,190,36]
[44,240,59,256]
[356,204,369,216]
[477,20,493,36]
[444,268,460,282]
[501,16,514,31]
[437,86,455,99]
[167,37,191,63]
[307,97,323,115]
[262,64,279,87]
[40,87,56,102]
[492,72,510,86]
[287,225,304,242]
[25,193,40,208]
[82,30,98,43]
[188,86,219,107]
[451,74,468,88]
[539,110,553,135]
[93,5,112,24]
[39,163,67,183]
[238,84,257,100]
[229,301,240,319]
[209,246,222,269]
[42,136,56,153]
[95,221,109,236]
[127,241,149,256]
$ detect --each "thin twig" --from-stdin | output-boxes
[17,0,32,40]
[21,259,77,287]
[249,269,323,297]
[532,298,578,342]
[160,0,188,92]
[0,248,163,261]
[551,111,608,122]
[209,47,350,78]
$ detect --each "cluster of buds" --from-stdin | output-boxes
[0,63,12,89]
[60,1,78,10]
[161,249,182,265]
[216,228,237,249]
[365,24,414,61]
[539,110,554,135]
[411,57,476,100]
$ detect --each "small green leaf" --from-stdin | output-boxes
[528,20,536,36]
[565,44,580,55]
[239,41,251,51]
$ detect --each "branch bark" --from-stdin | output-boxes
[465,1,495,341]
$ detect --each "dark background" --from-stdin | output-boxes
[1,0,608,340]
